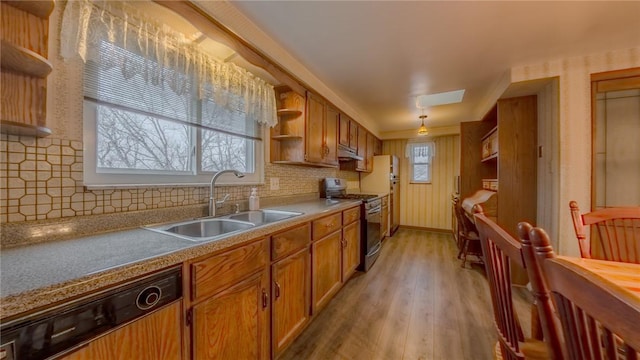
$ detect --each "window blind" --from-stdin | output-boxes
[84,41,261,140]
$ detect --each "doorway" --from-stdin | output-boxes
[591,68,640,208]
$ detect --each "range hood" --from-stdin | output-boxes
[338,145,363,161]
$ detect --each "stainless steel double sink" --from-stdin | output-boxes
[143,209,303,242]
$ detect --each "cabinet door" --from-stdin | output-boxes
[342,220,361,281]
[356,126,367,171]
[192,271,270,360]
[312,230,342,313]
[305,92,325,163]
[374,137,383,156]
[366,132,375,172]
[349,119,358,151]
[62,302,182,360]
[339,113,350,147]
[272,248,311,356]
[324,106,339,165]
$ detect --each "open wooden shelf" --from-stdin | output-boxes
[277,109,302,117]
[272,135,303,141]
[481,153,498,162]
[1,40,53,78]
[1,120,51,137]
[4,0,55,18]
[481,126,498,141]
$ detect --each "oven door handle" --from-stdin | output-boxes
[367,206,381,214]
[369,242,382,256]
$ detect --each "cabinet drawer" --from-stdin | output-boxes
[191,238,268,302]
[343,206,361,225]
[312,213,342,241]
[271,223,311,261]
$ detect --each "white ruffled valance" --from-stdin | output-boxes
[60,0,278,128]
[405,140,435,162]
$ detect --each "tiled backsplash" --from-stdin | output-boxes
[0,134,358,224]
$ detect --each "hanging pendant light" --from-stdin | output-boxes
[417,109,429,136]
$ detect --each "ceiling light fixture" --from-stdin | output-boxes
[417,109,428,136]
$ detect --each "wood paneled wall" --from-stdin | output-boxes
[383,135,460,230]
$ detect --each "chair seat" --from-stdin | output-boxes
[521,339,550,359]
[494,339,549,360]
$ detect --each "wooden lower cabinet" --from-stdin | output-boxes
[342,220,360,281]
[312,230,343,313]
[188,238,270,360]
[192,270,270,360]
[271,247,311,357]
[62,301,182,360]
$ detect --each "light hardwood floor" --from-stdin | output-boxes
[281,228,502,360]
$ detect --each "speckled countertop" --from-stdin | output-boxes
[0,199,361,320]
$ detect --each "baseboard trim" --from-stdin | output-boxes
[398,225,452,234]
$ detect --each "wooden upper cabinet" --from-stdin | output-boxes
[365,132,375,172]
[349,119,358,151]
[324,105,339,165]
[62,302,183,360]
[305,92,326,164]
[374,137,383,156]
[339,113,350,147]
[339,113,358,151]
[356,125,367,171]
[304,92,338,166]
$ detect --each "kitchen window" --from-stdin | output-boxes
[407,142,434,183]
[61,1,276,187]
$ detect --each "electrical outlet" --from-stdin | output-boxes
[270,177,280,190]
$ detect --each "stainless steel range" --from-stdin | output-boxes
[321,178,382,271]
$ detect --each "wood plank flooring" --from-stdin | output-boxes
[280,229,501,360]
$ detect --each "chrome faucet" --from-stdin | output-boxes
[209,169,245,216]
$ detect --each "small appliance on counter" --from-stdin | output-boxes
[360,155,400,236]
[321,178,382,271]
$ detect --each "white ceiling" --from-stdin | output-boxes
[227,1,640,133]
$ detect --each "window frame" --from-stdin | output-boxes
[83,101,265,188]
[408,142,434,184]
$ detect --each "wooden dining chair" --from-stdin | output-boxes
[569,201,640,263]
[474,213,548,360]
[530,230,640,359]
[517,223,565,360]
[454,202,483,267]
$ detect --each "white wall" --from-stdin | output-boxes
[510,47,640,256]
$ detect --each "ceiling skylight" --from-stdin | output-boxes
[416,89,465,108]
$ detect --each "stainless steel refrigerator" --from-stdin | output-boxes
[360,155,400,236]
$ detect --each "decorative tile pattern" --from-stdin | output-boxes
[0,134,357,224]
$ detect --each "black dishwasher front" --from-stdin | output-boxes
[0,266,182,360]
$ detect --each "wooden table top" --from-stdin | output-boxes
[555,256,640,300]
